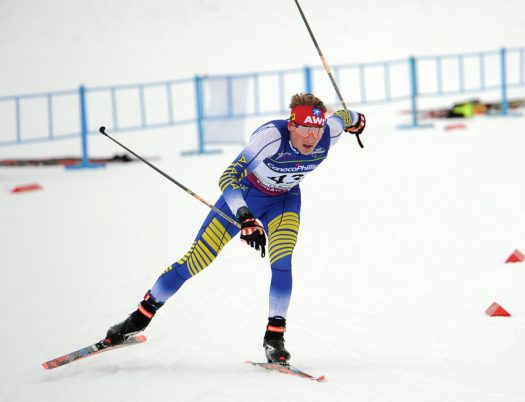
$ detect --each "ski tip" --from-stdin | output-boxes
[42,361,59,370]
[134,335,148,342]
[317,375,326,382]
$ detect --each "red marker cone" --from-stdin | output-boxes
[485,302,511,317]
[11,183,43,193]
[444,123,467,131]
[505,249,524,263]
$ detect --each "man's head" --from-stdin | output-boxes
[288,93,327,155]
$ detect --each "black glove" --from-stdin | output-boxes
[236,207,266,258]
[334,109,366,135]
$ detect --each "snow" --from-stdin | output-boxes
[1,1,525,401]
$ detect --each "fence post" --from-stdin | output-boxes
[181,75,221,156]
[79,85,90,165]
[194,75,205,154]
[500,47,508,116]
[65,85,105,170]
[409,56,419,128]
[304,65,312,93]
[15,96,21,143]
[397,56,432,130]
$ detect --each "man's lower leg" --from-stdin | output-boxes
[105,292,164,345]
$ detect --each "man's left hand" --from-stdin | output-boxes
[345,112,366,135]
[334,109,366,135]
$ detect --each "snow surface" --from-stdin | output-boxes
[1,1,525,401]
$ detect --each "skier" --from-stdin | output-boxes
[104,93,366,363]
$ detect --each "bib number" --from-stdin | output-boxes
[267,174,305,185]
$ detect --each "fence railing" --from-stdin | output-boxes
[1,47,523,164]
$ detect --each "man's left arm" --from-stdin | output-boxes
[327,109,366,147]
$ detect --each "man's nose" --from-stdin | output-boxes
[306,130,317,139]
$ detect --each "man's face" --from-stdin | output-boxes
[288,122,324,155]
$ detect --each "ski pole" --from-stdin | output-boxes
[99,126,241,229]
[294,0,364,148]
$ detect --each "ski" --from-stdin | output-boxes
[42,335,147,370]
[246,361,325,382]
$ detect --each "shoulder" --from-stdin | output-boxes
[249,120,285,154]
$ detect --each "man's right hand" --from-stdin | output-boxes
[237,207,266,258]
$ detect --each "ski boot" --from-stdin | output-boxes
[263,316,291,364]
[104,292,163,346]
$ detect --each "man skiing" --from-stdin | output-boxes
[104,93,366,364]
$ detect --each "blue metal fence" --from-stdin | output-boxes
[0,47,523,161]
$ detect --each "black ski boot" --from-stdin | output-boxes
[105,292,163,346]
[263,316,291,364]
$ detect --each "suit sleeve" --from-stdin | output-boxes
[327,114,345,147]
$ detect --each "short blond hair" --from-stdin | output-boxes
[289,93,327,113]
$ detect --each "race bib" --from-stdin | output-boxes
[250,161,317,193]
